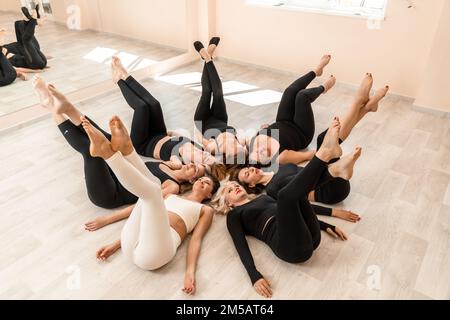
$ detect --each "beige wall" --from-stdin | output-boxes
[215,0,445,99]
[414,0,450,113]
[3,0,21,12]
[50,0,187,49]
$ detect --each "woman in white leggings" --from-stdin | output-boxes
[81,115,219,295]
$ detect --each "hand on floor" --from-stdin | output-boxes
[96,242,119,261]
[326,226,348,241]
[254,278,272,299]
[332,209,361,223]
[85,216,111,232]
[182,272,196,295]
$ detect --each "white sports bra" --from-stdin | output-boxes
[165,195,204,233]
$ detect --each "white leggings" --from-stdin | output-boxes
[106,151,181,270]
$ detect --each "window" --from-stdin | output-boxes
[247,0,387,19]
[20,0,53,14]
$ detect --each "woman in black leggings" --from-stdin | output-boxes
[0,45,17,87]
[0,29,31,86]
[193,39,247,165]
[228,156,361,223]
[5,7,47,70]
[32,75,207,210]
[111,56,217,166]
[248,55,335,167]
[250,64,390,169]
[214,119,355,298]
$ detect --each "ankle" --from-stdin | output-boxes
[102,145,116,160]
[327,164,339,178]
[316,149,332,163]
[121,145,134,157]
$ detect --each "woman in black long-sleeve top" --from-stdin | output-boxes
[214,119,357,298]
[228,156,361,223]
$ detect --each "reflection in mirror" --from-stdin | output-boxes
[0,0,185,117]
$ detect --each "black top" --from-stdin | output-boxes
[250,121,305,155]
[144,162,178,185]
[227,195,333,284]
[160,136,204,162]
[266,164,332,216]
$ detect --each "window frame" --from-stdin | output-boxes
[245,0,387,20]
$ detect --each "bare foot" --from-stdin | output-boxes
[111,56,129,84]
[317,118,343,162]
[315,54,332,77]
[322,75,336,93]
[357,73,373,104]
[364,86,389,113]
[81,116,114,159]
[301,150,317,162]
[328,147,362,180]
[37,16,47,26]
[48,84,73,115]
[200,48,212,62]
[109,116,134,156]
[207,37,220,59]
[207,44,217,59]
[85,216,111,232]
[17,71,28,81]
[32,75,54,110]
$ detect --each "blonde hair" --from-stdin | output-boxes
[211,180,259,215]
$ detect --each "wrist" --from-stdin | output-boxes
[186,269,195,276]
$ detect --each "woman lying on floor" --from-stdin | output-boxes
[213,118,358,298]
[0,29,38,86]
[4,6,48,70]
[111,56,218,166]
[227,75,378,222]
[80,115,220,296]
[32,76,207,213]
[193,38,248,165]
[228,159,361,223]
[249,57,389,167]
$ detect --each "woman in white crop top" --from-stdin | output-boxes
[81,115,219,295]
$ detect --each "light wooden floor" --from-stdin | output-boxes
[0,11,183,116]
[0,58,449,300]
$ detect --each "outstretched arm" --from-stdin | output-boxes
[226,212,272,298]
[97,239,121,261]
[84,205,135,232]
[319,220,348,241]
[183,206,214,295]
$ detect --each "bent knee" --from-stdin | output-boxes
[133,249,175,271]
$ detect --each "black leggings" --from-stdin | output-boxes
[117,76,168,157]
[267,156,328,263]
[6,20,46,69]
[194,61,229,135]
[315,129,350,204]
[276,71,324,149]
[58,118,137,209]
[0,49,17,87]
